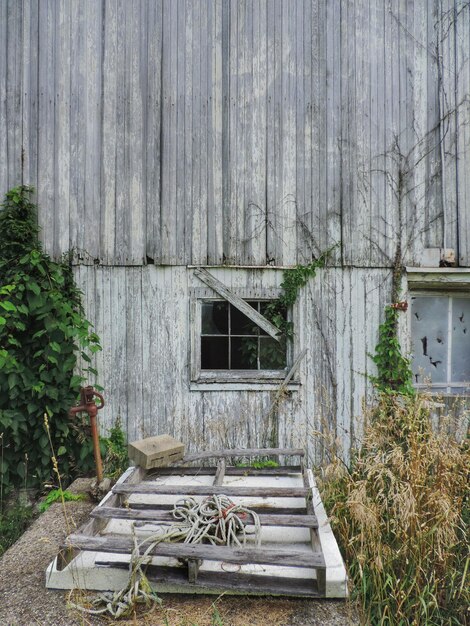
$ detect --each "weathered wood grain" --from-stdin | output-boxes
[181,447,305,462]
[113,483,308,498]
[65,533,326,569]
[3,1,466,267]
[91,563,323,596]
[90,506,318,528]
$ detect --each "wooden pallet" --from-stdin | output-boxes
[46,448,347,598]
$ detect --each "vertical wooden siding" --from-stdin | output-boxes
[1,0,469,267]
[75,265,391,463]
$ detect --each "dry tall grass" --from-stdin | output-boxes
[320,395,469,626]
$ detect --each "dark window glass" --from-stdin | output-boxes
[201,337,229,369]
[230,303,258,335]
[201,301,228,335]
[200,299,287,372]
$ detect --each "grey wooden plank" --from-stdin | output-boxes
[57,466,145,570]
[175,0,189,264]
[206,0,223,264]
[456,0,470,266]
[147,465,303,477]
[181,447,305,462]
[65,533,325,569]
[37,0,56,255]
[100,0,117,265]
[5,0,23,191]
[193,268,282,340]
[265,0,282,264]
[83,0,102,261]
[92,563,322,597]
[90,506,318,528]
[21,0,38,190]
[127,502,308,515]
[0,0,9,196]
[213,458,226,485]
[145,0,163,264]
[125,268,144,441]
[113,483,308,498]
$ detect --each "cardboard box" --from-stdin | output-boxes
[128,434,185,469]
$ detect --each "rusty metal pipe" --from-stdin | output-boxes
[89,413,103,483]
[69,386,105,483]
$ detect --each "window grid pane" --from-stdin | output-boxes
[411,294,470,393]
[200,300,286,372]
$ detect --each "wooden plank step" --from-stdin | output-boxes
[147,466,303,477]
[90,506,318,528]
[181,448,305,463]
[93,562,321,597]
[113,484,308,498]
[127,503,308,515]
[65,534,326,569]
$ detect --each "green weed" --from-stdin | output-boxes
[38,488,85,512]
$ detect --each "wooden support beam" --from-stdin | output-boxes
[193,268,282,341]
[90,506,318,528]
[113,483,308,498]
[213,459,226,486]
[303,468,326,594]
[187,559,201,584]
[65,534,326,569]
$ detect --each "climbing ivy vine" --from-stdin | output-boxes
[0,186,101,493]
[370,304,414,396]
[265,247,334,338]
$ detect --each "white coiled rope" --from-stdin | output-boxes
[70,494,261,618]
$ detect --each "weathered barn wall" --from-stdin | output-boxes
[74,265,390,463]
[1,1,469,458]
[1,0,469,267]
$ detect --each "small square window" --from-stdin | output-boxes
[191,292,290,384]
[410,294,470,394]
[201,301,287,372]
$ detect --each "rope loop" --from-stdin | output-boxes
[70,493,261,618]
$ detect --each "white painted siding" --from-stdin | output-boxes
[75,265,390,463]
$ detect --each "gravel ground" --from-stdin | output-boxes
[0,479,358,626]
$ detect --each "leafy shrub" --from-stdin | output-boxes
[0,186,101,492]
[102,419,129,479]
[320,395,469,625]
[0,502,35,556]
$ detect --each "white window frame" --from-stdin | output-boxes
[406,268,470,396]
[190,287,294,386]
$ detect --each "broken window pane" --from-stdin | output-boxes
[411,294,470,391]
[451,298,470,382]
[411,296,448,384]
